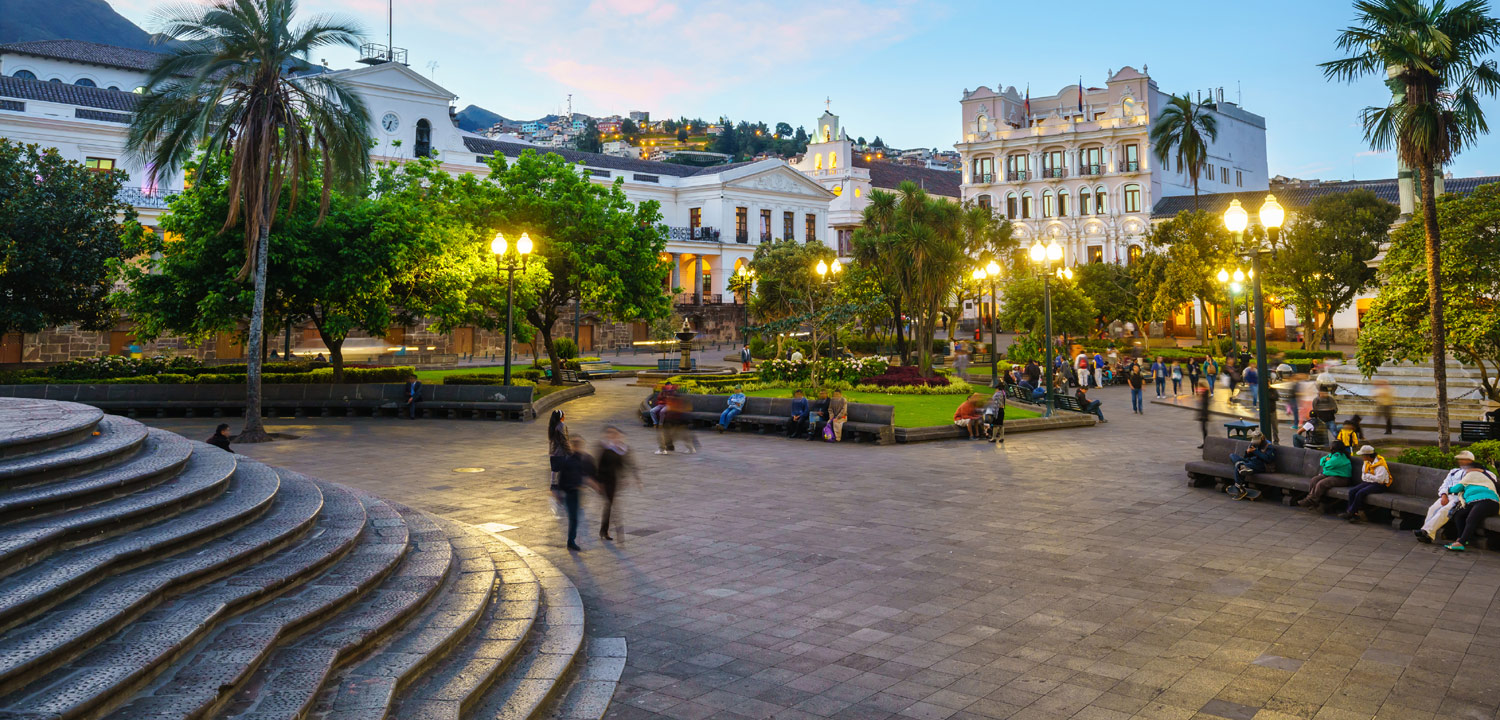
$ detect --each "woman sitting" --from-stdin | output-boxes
[1297,439,1353,508]
[1443,470,1499,552]
[953,394,984,440]
[1339,445,1390,522]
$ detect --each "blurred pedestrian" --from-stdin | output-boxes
[1374,379,1396,435]
[404,373,422,420]
[556,435,595,551]
[594,425,639,542]
[1196,378,1211,447]
[1127,365,1145,414]
[548,410,569,491]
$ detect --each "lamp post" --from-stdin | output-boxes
[814,258,842,360]
[1028,240,1065,417]
[1223,196,1284,442]
[490,231,533,386]
[973,260,1003,387]
[735,265,756,344]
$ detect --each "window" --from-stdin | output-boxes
[1236,170,1243,187]
[107,86,119,91]
[815,154,823,170]
[1122,144,1138,171]
[1127,245,1143,265]
[633,174,660,183]
[689,207,701,231]
[1080,147,1103,175]
[1088,246,1104,263]
[760,209,771,240]
[977,195,992,212]
[829,151,838,170]
[1079,188,1091,215]
[84,157,115,172]
[1041,190,1054,218]
[414,119,432,158]
[1058,190,1069,217]
[1006,154,1028,180]
[1221,167,1230,184]
[1006,192,1018,219]
[1020,191,1033,219]
[1205,163,1214,180]
[1042,150,1065,178]
[48,77,62,83]
[74,78,96,87]
[1122,184,1141,213]
[1094,186,1107,214]
[736,207,748,242]
[805,213,817,243]
[12,70,35,80]
[978,114,989,132]
[971,156,994,183]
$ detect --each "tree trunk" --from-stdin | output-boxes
[239,194,273,443]
[1419,165,1451,452]
[890,297,907,364]
[539,322,559,386]
[318,328,346,384]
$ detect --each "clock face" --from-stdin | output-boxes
[381,113,399,133]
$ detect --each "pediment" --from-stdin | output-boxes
[727,166,834,198]
[330,62,456,100]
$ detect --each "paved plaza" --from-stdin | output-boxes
[145,382,1500,720]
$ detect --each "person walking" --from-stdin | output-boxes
[648,380,675,426]
[1170,361,1183,397]
[404,373,422,420]
[1443,469,1500,552]
[1196,378,1211,448]
[547,411,570,488]
[594,425,638,542]
[1414,451,1493,543]
[739,344,753,373]
[954,343,970,382]
[1243,364,1260,408]
[556,435,595,551]
[787,389,810,439]
[1339,446,1391,522]
[1127,365,1145,415]
[206,423,234,452]
[1151,357,1167,399]
[1186,358,1201,393]
[984,384,1007,444]
[1076,352,1090,389]
[1374,380,1396,435]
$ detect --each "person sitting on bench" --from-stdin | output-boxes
[1291,419,1316,448]
[787,390,810,439]
[1339,445,1390,522]
[1443,469,1500,552]
[1227,432,1273,500]
[953,394,985,440]
[1415,451,1494,544]
[715,385,746,432]
[1075,385,1105,423]
[1298,439,1353,508]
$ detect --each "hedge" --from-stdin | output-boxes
[1397,440,1500,470]
[4,366,416,385]
[439,374,537,387]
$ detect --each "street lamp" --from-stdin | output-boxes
[814,258,843,361]
[1027,240,1064,417]
[735,264,756,343]
[1223,194,1284,443]
[980,260,1002,386]
[491,231,533,386]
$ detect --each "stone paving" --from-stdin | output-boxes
[143,381,1500,720]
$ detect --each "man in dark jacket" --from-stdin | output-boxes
[207,423,233,452]
[787,389,810,439]
[404,374,422,420]
[1228,432,1274,500]
[556,436,596,551]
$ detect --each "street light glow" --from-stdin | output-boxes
[517,232,533,255]
[1046,242,1063,262]
[816,260,828,276]
[1217,268,1230,283]
[1029,242,1045,262]
[831,259,842,273]
[1233,269,1245,283]
[491,232,506,256]
[1259,194,1285,229]
[973,268,986,280]
[1223,199,1249,233]
[986,260,1000,276]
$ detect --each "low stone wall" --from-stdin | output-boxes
[894,413,1097,443]
[531,382,596,417]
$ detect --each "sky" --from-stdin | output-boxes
[105,0,1500,181]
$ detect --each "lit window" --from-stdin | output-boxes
[829,152,838,170]
[978,115,988,132]
[1058,190,1069,217]
[1123,184,1141,213]
[1088,246,1103,263]
[84,157,116,172]
[1127,245,1143,265]
[815,154,823,170]
[977,195,992,212]
[1041,190,1054,218]
[1094,186,1107,214]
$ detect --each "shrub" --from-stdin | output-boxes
[863,365,950,388]
[552,337,578,360]
[45,354,206,380]
[852,380,975,395]
[1396,446,1454,469]
[1280,349,1345,361]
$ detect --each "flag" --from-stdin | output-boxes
[1024,85,1030,126]
[1078,77,1084,114]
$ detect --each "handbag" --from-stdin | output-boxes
[822,424,835,441]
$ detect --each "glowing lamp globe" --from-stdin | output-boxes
[517,232,533,255]
[1223,199,1249,233]
[986,260,1000,276]
[490,233,507,256]
[1217,268,1230,283]
[1259,194,1285,229]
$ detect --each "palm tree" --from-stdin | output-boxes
[1149,94,1219,209]
[128,0,371,441]
[1321,0,1500,452]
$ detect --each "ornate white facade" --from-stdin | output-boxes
[956,67,1268,265]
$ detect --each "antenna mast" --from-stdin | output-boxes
[387,0,393,61]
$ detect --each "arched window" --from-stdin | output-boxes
[107,86,120,91]
[414,119,432,158]
[1094,185,1108,214]
[74,78,96,87]
[12,69,36,80]
[978,115,989,132]
[1041,190,1054,218]
[1006,192,1018,219]
[822,125,831,142]
[1127,245,1143,265]
[1020,191,1033,219]
[48,77,62,83]
[814,154,823,170]
[1122,183,1141,213]
[977,194,991,212]
[1058,190,1069,217]
[829,151,838,170]
[1078,188,1091,215]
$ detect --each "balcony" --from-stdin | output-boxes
[1078,164,1103,177]
[735,230,749,244]
[973,173,994,184]
[1119,160,1140,173]
[1005,170,1029,181]
[674,292,724,305]
[357,43,408,65]
[760,232,773,243]
[1041,168,1067,180]
[668,226,721,243]
[118,187,178,210]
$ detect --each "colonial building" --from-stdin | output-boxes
[956,67,1269,265]
[788,109,961,256]
[0,40,834,362]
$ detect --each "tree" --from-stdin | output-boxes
[1358,183,1500,402]
[774,121,793,138]
[857,136,867,146]
[747,238,825,358]
[1146,210,1238,341]
[1264,190,1398,349]
[997,274,1096,340]
[621,118,638,136]
[871,136,886,148]
[710,118,740,157]
[794,126,809,146]
[1130,251,1170,344]
[676,128,688,142]
[662,118,677,133]
[574,118,602,153]
[1321,0,1500,451]
[1149,94,1218,209]
[0,141,132,338]
[126,0,371,441]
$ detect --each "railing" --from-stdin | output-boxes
[735,230,749,244]
[118,187,178,210]
[1078,164,1102,176]
[973,173,994,184]
[1005,170,1029,181]
[1042,168,1067,179]
[673,292,723,304]
[760,232,773,243]
[1119,160,1140,172]
[667,226,721,243]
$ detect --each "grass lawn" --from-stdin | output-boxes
[743,389,1040,428]
[414,366,653,384]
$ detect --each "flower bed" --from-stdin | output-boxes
[862,365,949,389]
[757,356,889,384]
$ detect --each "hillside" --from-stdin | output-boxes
[0,0,161,51]
[454,105,506,132]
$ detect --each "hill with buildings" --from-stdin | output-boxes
[0,0,161,51]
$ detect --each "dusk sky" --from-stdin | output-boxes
[107,0,1500,180]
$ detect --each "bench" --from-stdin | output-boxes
[636,393,896,444]
[1223,419,1260,439]
[556,367,581,383]
[1460,421,1499,442]
[1185,436,1500,548]
[656,358,697,372]
[1051,394,1088,414]
[577,361,615,379]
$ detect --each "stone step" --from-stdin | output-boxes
[539,637,628,720]
[0,415,149,488]
[95,494,412,720]
[0,459,291,635]
[0,443,236,581]
[388,532,543,720]
[466,535,585,720]
[310,521,501,720]
[0,430,191,523]
[209,508,455,720]
[0,477,367,717]
[0,399,104,460]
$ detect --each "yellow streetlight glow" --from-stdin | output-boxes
[1217,268,1230,283]
[517,232,533,255]
[816,260,828,276]
[973,268,986,281]
[490,232,507,256]
[1259,194,1285,229]
[1046,241,1063,262]
[1223,198,1249,233]
[1029,242,1046,263]
[1231,281,1243,294]
[1232,268,1245,283]
[986,260,1001,276]
[831,259,842,273]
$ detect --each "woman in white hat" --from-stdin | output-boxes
[1443,469,1499,551]
[1339,445,1391,523]
[1414,450,1493,543]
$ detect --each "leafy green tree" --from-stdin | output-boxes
[1149,94,1218,209]
[1130,250,1170,344]
[857,136,867,146]
[1146,210,1237,340]
[997,274,1096,339]
[676,128,688,142]
[0,141,133,337]
[620,118,638,136]
[662,118,677,133]
[774,122,793,138]
[1321,0,1500,450]
[1264,189,1398,349]
[126,0,371,441]
[574,118,602,153]
[794,126,809,146]
[1358,183,1500,402]
[747,238,829,358]
[871,136,885,148]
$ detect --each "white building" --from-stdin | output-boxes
[0,40,835,359]
[956,67,1268,265]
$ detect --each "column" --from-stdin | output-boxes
[670,253,681,296]
[694,255,703,306]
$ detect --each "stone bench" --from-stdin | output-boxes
[0,383,536,421]
[638,393,895,445]
[1185,435,1500,547]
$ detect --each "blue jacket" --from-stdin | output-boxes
[789,396,809,418]
[727,392,746,410]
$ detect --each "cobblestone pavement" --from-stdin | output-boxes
[144,381,1500,720]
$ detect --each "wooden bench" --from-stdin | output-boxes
[1460,421,1499,442]
[1052,394,1088,414]
[636,393,896,444]
[556,367,580,383]
[577,361,615,379]
[1185,435,1500,548]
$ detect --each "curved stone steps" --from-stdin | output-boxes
[0,415,149,488]
[0,478,368,717]
[388,532,542,720]
[95,495,412,720]
[311,522,502,720]
[466,535,585,720]
[0,430,191,523]
[0,459,292,636]
[0,400,103,459]
[539,637,628,720]
[0,443,236,580]
[211,508,454,720]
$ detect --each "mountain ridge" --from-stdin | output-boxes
[0,0,162,52]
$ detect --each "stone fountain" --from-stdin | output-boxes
[676,318,697,371]
[1324,358,1493,430]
